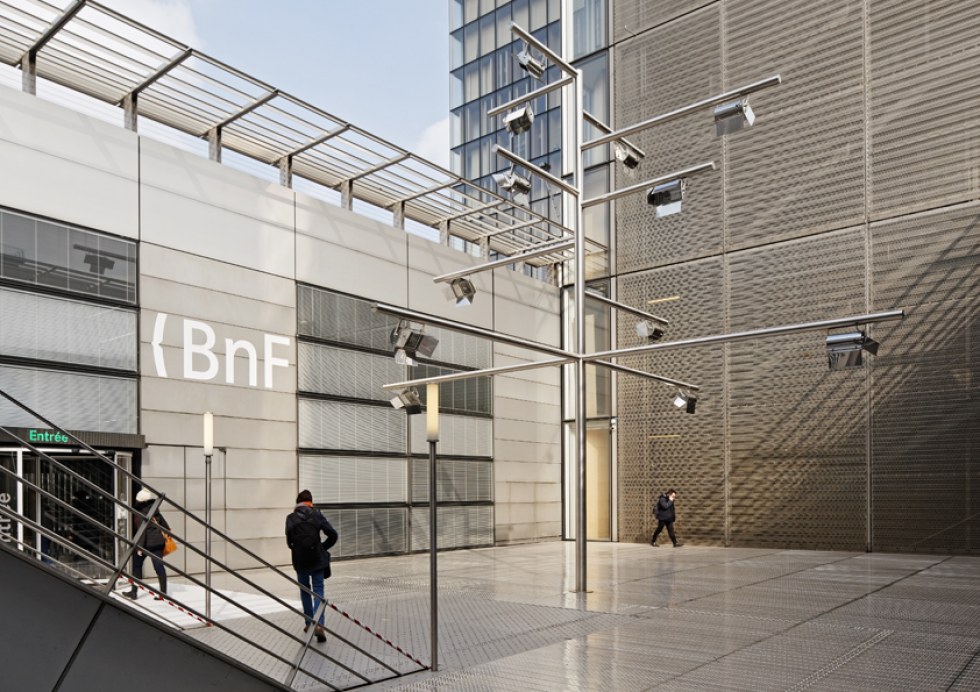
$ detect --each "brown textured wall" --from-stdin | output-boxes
[612,0,980,552]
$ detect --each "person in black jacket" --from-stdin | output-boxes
[124,488,170,599]
[650,489,682,547]
[285,489,338,643]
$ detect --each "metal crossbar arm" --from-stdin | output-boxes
[510,21,577,76]
[582,162,716,208]
[374,303,575,360]
[382,355,571,392]
[583,75,782,150]
[583,111,646,158]
[118,47,193,103]
[585,310,905,361]
[487,75,575,118]
[493,144,578,196]
[207,88,279,134]
[20,0,86,60]
[586,291,669,326]
[432,238,574,284]
[593,360,700,391]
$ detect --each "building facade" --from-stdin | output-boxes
[453,0,979,553]
[0,56,562,574]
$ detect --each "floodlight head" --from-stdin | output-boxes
[614,142,642,170]
[672,390,697,414]
[636,320,666,341]
[450,277,477,306]
[390,320,439,366]
[516,44,546,79]
[492,169,532,205]
[826,331,880,370]
[714,98,756,136]
[647,178,685,218]
[503,106,534,135]
[390,388,423,415]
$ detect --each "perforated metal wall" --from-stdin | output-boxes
[612,0,979,553]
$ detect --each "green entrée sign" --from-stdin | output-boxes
[28,429,70,444]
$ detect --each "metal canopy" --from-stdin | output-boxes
[0,0,575,265]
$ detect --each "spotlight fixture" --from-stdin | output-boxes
[516,43,545,79]
[390,320,439,366]
[647,178,685,218]
[672,390,697,414]
[614,142,642,169]
[714,98,756,136]
[826,331,880,370]
[390,388,423,415]
[635,320,666,341]
[492,169,532,205]
[503,105,534,135]
[450,277,477,306]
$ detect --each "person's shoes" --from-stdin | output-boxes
[154,593,165,600]
[122,590,137,600]
[314,625,326,643]
[303,623,310,634]
[673,543,683,548]
[650,541,658,547]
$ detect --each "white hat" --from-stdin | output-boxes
[136,488,155,502]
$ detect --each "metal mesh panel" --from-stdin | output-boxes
[870,204,980,553]
[409,413,492,457]
[410,458,493,503]
[298,399,405,453]
[616,258,725,543]
[299,455,407,504]
[297,342,403,401]
[329,507,407,558]
[612,0,716,43]
[410,505,494,551]
[614,5,724,274]
[0,364,137,433]
[725,0,866,250]
[0,287,136,370]
[869,0,980,218]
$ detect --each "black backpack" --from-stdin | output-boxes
[290,513,321,569]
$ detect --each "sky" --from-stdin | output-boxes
[98,0,451,167]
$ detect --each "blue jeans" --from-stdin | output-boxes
[296,567,326,626]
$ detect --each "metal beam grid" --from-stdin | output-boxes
[0,0,572,264]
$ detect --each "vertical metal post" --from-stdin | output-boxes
[205,452,212,619]
[21,51,36,95]
[279,155,293,188]
[573,70,588,593]
[426,382,440,671]
[123,93,138,132]
[208,127,222,162]
[340,180,353,210]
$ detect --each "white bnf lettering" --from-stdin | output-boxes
[263,335,290,389]
[183,320,219,381]
[225,338,259,387]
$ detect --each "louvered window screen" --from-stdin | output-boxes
[328,507,408,558]
[0,287,137,371]
[300,455,407,503]
[410,506,493,551]
[297,285,398,349]
[413,363,491,415]
[0,364,137,433]
[411,458,492,503]
[298,342,403,401]
[410,413,492,457]
[298,399,405,452]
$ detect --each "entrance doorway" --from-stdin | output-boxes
[0,448,131,577]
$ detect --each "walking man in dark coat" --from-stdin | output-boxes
[650,489,682,547]
[285,489,338,643]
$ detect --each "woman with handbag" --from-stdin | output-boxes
[123,488,171,600]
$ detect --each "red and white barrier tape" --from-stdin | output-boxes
[121,577,212,626]
[327,602,427,669]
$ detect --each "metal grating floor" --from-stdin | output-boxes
[182,543,980,691]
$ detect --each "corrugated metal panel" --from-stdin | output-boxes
[615,4,724,274]
[869,0,980,218]
[329,507,407,558]
[0,364,137,434]
[297,285,398,350]
[410,458,493,503]
[298,399,405,452]
[725,0,866,250]
[410,505,493,551]
[409,413,492,457]
[298,342,403,401]
[299,456,407,504]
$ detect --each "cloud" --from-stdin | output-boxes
[98,0,203,47]
[413,116,451,170]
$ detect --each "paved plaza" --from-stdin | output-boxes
[188,541,980,691]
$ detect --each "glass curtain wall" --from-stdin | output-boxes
[296,285,494,558]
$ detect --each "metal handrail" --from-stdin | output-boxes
[0,388,427,688]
